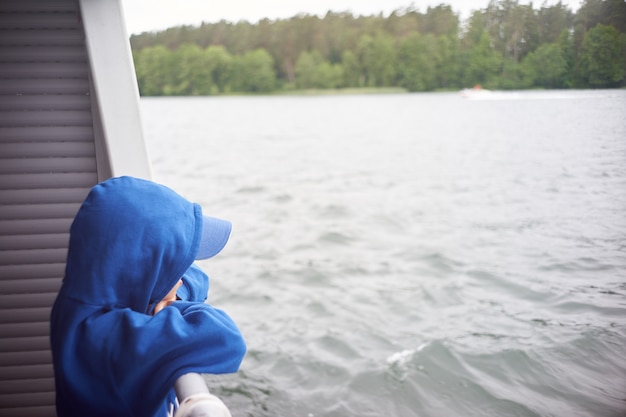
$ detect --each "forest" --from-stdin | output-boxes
[130,0,626,95]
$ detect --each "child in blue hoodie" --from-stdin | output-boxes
[50,176,246,417]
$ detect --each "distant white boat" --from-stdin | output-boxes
[460,85,492,99]
[460,86,532,101]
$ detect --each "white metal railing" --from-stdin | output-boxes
[173,374,232,417]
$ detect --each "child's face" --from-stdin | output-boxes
[152,279,183,315]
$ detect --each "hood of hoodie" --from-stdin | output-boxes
[62,176,202,312]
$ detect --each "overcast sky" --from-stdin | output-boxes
[121,0,583,35]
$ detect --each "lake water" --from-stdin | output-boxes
[140,90,626,417]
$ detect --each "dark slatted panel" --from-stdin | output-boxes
[0,1,98,415]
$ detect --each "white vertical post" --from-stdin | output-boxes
[79,0,152,180]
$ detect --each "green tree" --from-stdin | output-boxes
[295,49,320,88]
[523,42,570,88]
[230,48,277,92]
[578,24,625,87]
[356,33,397,87]
[435,34,461,89]
[133,45,175,95]
[498,58,528,89]
[167,43,213,95]
[536,2,574,44]
[316,61,344,89]
[295,49,343,89]
[465,32,502,88]
[421,4,459,37]
[205,45,234,94]
[384,8,420,38]
[602,0,626,33]
[557,29,576,87]
[485,0,538,64]
[574,0,626,33]
[464,9,488,47]
[271,19,298,83]
[355,35,375,86]
[370,33,397,86]
[341,50,361,87]
[129,1,626,94]
[397,33,438,91]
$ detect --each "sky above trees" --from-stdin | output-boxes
[121,0,583,35]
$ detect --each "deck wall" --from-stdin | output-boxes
[0,1,148,415]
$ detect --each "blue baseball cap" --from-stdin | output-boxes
[195,215,232,259]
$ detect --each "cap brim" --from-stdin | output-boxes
[195,215,232,260]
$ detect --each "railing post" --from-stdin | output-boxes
[173,373,232,417]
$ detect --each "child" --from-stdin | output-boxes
[50,176,246,417]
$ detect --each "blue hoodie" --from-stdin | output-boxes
[50,176,246,417]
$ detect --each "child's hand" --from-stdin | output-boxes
[153,279,183,315]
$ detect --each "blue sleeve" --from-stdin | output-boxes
[102,304,245,417]
[177,264,209,302]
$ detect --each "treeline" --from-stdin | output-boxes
[130,0,626,95]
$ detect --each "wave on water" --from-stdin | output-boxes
[207,330,626,417]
